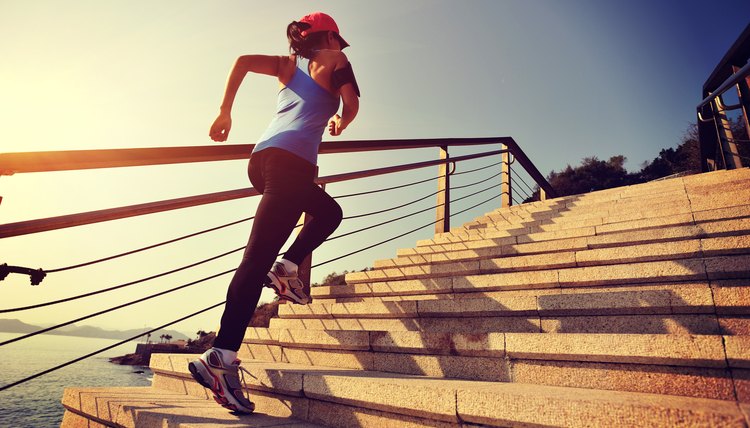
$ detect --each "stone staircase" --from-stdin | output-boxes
[62,168,750,427]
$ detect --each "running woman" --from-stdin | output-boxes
[188,12,360,413]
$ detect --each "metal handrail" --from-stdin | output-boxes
[0,137,510,175]
[0,137,553,192]
[697,59,750,110]
[0,149,507,238]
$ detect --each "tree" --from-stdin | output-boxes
[312,267,372,287]
[249,301,280,328]
[525,117,749,202]
[638,123,701,181]
[196,330,208,340]
[164,334,172,343]
[312,271,348,287]
[159,334,165,343]
[539,155,640,199]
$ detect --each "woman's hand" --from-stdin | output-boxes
[209,113,232,142]
[328,114,343,136]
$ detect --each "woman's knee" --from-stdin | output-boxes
[328,198,343,228]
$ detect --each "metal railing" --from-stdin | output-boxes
[0,138,554,238]
[697,23,750,172]
[0,136,554,390]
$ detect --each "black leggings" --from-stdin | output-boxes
[213,148,343,351]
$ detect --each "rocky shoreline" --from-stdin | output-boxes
[110,333,215,366]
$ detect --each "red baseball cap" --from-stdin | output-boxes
[299,12,350,49]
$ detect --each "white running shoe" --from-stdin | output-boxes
[188,348,255,414]
[263,261,311,305]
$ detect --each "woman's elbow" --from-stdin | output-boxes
[342,92,359,113]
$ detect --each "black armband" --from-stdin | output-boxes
[332,62,360,97]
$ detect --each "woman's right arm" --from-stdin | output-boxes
[209,55,285,142]
[328,54,360,136]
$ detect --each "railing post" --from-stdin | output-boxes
[712,96,743,169]
[435,146,450,234]
[501,145,512,208]
[733,65,750,143]
[698,104,719,172]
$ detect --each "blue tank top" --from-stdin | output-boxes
[253,55,340,165]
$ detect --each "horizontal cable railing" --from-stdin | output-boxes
[0,301,226,392]
[0,160,503,314]
[0,137,553,391]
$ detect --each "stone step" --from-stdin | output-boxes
[286,283,750,319]
[468,196,736,234]
[312,256,750,302]
[435,205,695,246]
[456,173,745,229]
[489,176,689,213]
[304,280,749,335]
[268,312,721,335]
[413,207,750,253]
[445,174,750,235]
[497,169,747,221]
[244,329,735,368]
[61,386,323,427]
[236,330,745,399]
[381,218,750,269]
[146,354,748,427]
[352,236,750,285]
[285,286,724,319]
[462,195,693,232]
[494,168,748,215]
[425,203,750,250]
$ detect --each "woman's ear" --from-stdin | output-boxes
[326,31,337,48]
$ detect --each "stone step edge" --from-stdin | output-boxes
[444,193,750,234]
[415,215,736,256]
[147,355,748,427]
[435,208,696,244]
[284,286,723,319]
[458,188,696,226]
[469,179,748,223]
[463,194,693,230]
[352,236,750,285]
[62,386,322,428]
[60,386,323,428]
[240,330,742,369]
[480,182,688,216]
[386,218,750,269]
[477,168,748,218]
[423,206,750,250]
[470,169,748,229]
[312,256,749,300]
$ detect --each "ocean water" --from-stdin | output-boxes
[0,332,153,428]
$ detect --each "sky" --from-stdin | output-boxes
[1,0,749,339]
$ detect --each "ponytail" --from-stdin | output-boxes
[286,21,328,58]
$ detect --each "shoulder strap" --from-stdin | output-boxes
[296,55,312,77]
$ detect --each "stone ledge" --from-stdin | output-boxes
[61,386,323,427]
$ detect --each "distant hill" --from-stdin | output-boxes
[0,319,39,333]
[0,319,189,342]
